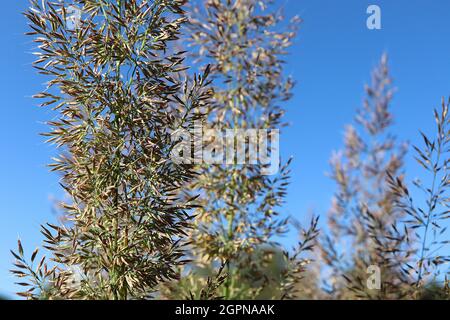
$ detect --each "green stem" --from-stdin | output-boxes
[417,139,441,288]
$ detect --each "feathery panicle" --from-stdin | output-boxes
[321,54,409,299]
[11,0,212,300]
[161,0,315,300]
[388,98,450,298]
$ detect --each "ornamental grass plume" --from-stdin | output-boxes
[161,0,319,300]
[387,98,450,299]
[320,54,410,299]
[13,0,449,302]
[11,0,213,300]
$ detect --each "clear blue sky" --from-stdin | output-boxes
[2,0,450,298]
